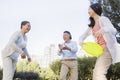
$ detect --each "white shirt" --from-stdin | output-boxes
[2,31,30,59]
[79,16,120,64]
[58,41,78,60]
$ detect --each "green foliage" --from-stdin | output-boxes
[16,60,41,80]
[50,57,120,80]
[1,57,120,80]
[16,60,40,73]
[16,60,58,80]
[14,72,40,80]
[77,57,96,80]
[50,60,62,76]
[27,61,40,72]
[0,68,2,80]
[16,60,28,72]
[39,68,58,80]
[107,63,120,80]
[50,57,96,80]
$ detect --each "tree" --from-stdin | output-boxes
[90,0,120,43]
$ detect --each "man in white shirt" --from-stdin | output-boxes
[58,31,78,80]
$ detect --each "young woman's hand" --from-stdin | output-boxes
[21,53,26,59]
[28,58,31,62]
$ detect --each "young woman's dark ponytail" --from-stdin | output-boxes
[88,17,95,28]
[88,3,102,28]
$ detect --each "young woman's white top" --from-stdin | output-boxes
[2,31,30,58]
[79,16,120,64]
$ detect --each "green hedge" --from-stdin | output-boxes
[107,62,120,80]
[77,57,96,80]
[16,60,58,80]
[0,68,2,80]
[50,57,120,80]
[13,72,40,80]
[1,57,120,80]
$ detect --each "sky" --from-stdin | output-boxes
[0,0,91,56]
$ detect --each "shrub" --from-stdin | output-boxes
[50,57,96,80]
[0,68,2,80]
[39,68,58,80]
[16,60,58,80]
[50,57,120,80]
[3,57,120,80]
[77,57,96,80]
[50,60,61,76]
[16,60,41,80]
[13,72,39,80]
[107,63,120,80]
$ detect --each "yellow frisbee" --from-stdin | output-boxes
[83,42,103,57]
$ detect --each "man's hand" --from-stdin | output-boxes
[58,44,63,52]
[62,45,71,51]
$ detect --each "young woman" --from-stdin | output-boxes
[79,3,120,80]
[2,21,31,80]
[58,31,78,80]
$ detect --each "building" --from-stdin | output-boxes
[31,44,61,68]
